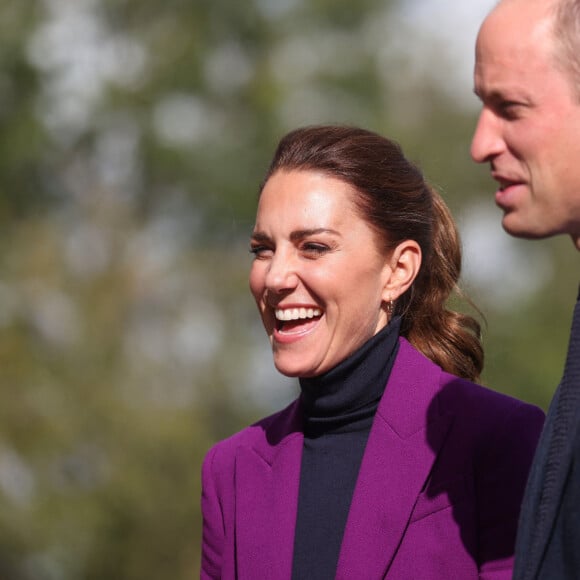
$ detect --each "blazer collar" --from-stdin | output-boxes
[235,338,453,579]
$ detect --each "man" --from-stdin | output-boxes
[471,0,580,578]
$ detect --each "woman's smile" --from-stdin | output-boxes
[273,306,323,342]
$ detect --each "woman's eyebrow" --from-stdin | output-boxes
[289,228,341,241]
[250,231,270,243]
[250,228,341,243]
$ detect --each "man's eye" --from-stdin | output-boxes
[498,101,522,119]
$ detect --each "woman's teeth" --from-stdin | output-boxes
[275,307,322,321]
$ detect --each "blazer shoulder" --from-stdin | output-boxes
[439,370,545,422]
[396,337,544,421]
[434,371,545,468]
[397,338,544,438]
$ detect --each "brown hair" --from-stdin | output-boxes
[260,125,484,381]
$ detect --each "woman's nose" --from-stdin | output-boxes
[265,252,299,293]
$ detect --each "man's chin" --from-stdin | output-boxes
[502,215,556,240]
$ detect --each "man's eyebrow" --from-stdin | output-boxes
[473,85,512,104]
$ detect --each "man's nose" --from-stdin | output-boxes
[471,108,504,163]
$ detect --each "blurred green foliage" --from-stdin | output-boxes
[0,0,576,578]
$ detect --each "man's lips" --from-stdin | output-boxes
[491,172,526,207]
[491,170,524,189]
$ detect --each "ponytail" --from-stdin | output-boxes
[399,187,484,381]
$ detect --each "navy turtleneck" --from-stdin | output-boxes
[291,317,401,580]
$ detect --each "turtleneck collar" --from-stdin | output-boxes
[299,316,401,436]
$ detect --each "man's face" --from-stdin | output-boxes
[471,0,580,248]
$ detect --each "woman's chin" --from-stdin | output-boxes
[273,357,320,379]
[274,363,305,378]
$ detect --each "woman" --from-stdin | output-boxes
[201,125,544,579]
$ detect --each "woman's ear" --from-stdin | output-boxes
[381,240,421,302]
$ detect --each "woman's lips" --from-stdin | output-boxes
[273,307,322,342]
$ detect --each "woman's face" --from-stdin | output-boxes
[249,169,395,378]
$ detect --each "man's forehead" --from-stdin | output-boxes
[476,0,557,64]
[486,0,557,25]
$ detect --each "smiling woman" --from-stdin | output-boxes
[249,169,411,378]
[200,125,545,579]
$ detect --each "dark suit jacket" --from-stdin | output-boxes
[201,338,545,579]
[513,295,580,579]
[514,364,580,577]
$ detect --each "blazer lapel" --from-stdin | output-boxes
[235,401,303,579]
[337,339,453,579]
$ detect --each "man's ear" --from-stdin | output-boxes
[381,240,421,302]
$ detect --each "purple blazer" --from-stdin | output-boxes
[201,338,544,579]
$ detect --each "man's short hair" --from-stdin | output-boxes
[553,0,580,98]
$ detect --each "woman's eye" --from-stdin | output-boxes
[249,245,272,258]
[302,243,329,256]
